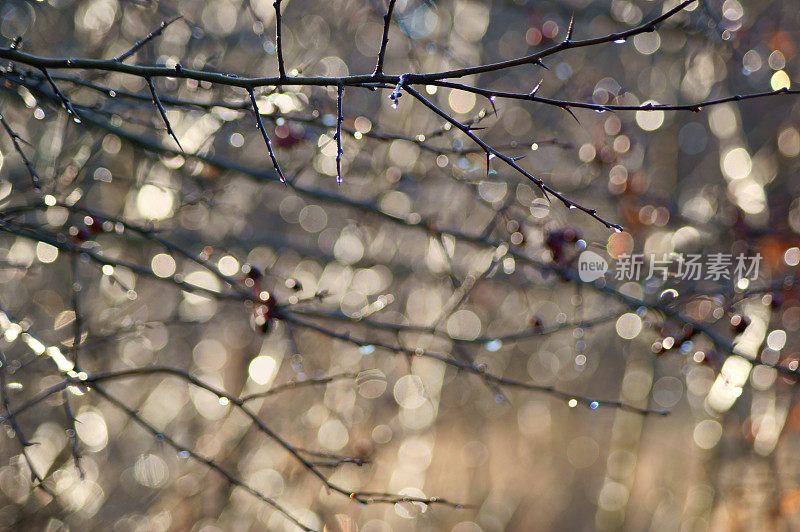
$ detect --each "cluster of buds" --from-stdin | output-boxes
[242,264,279,333]
[652,325,699,355]
[69,215,113,244]
[545,227,583,264]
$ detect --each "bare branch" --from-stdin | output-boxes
[0,109,41,187]
[115,16,183,63]
[40,67,81,121]
[373,0,397,77]
[403,84,624,231]
[0,350,54,495]
[146,77,183,151]
[417,0,697,81]
[247,88,286,182]
[241,372,359,402]
[335,83,344,184]
[91,384,314,531]
[274,0,286,78]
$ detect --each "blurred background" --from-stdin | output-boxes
[0,0,800,530]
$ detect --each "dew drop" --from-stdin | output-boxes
[614,38,627,44]
[485,339,503,352]
[73,117,81,123]
[590,401,599,409]
[658,288,679,302]
[359,345,375,355]
[108,91,116,98]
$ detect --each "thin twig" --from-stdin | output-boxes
[40,67,81,121]
[146,77,183,151]
[282,315,669,416]
[0,110,41,187]
[403,85,623,230]
[0,350,54,496]
[91,384,314,531]
[335,83,344,184]
[373,0,397,76]
[247,88,285,182]
[241,372,359,402]
[115,16,183,63]
[274,0,286,78]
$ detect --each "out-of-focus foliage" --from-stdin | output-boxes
[0,0,799,530]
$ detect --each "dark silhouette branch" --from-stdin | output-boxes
[274,0,286,78]
[373,0,397,77]
[248,88,286,182]
[0,109,41,187]
[146,77,183,151]
[115,16,183,63]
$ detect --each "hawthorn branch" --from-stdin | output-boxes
[1,81,778,373]
[403,84,624,230]
[241,372,359,402]
[373,0,397,77]
[418,0,697,81]
[146,77,183,151]
[0,350,54,495]
[91,384,314,531]
[0,110,41,187]
[248,88,286,182]
[0,364,467,510]
[0,219,244,301]
[274,0,286,78]
[115,16,183,63]
[335,83,344,184]
[40,67,81,121]
[3,80,781,376]
[281,315,669,416]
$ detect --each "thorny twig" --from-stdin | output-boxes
[0,1,798,527]
[0,0,779,228]
[0,110,41,187]
[146,77,183,151]
[274,0,286,78]
[115,16,183,63]
[248,88,286,182]
[373,0,397,76]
